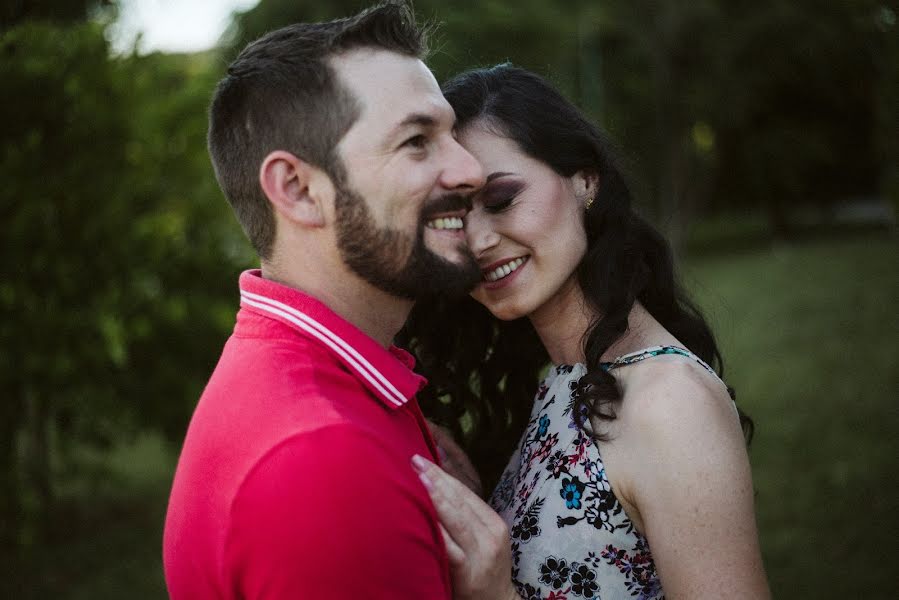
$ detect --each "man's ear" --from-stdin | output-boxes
[259,150,331,227]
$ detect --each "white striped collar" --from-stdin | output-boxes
[237,270,425,410]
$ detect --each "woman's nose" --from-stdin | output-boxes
[464,212,500,259]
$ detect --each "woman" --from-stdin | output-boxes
[403,65,770,599]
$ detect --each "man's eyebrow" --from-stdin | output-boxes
[395,113,439,130]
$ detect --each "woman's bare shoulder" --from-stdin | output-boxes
[615,354,736,433]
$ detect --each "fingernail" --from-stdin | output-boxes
[411,453,429,472]
[418,471,434,491]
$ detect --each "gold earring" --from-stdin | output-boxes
[585,189,597,210]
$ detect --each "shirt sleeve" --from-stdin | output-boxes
[223,425,451,600]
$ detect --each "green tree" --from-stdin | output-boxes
[0,0,115,29]
[707,0,892,237]
[1,21,130,549]
[0,20,250,553]
[224,0,895,243]
[583,0,727,246]
[224,0,580,98]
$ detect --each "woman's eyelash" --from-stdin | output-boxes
[486,196,516,212]
[483,183,524,212]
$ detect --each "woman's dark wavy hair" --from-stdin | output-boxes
[398,64,752,489]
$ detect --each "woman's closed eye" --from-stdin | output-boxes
[484,196,515,213]
[483,181,525,213]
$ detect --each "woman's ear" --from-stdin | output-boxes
[573,170,599,198]
[259,150,329,227]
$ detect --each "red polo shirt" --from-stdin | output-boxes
[163,270,450,599]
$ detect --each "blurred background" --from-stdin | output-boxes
[1,0,896,597]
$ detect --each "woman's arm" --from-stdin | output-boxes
[619,362,771,599]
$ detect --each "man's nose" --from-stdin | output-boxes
[439,139,486,193]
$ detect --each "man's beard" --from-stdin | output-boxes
[334,182,481,300]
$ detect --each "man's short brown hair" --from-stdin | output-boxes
[208,1,428,259]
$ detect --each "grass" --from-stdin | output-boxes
[7,434,174,599]
[9,232,897,599]
[684,232,898,598]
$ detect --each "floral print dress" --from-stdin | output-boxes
[489,346,730,600]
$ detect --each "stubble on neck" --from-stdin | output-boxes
[261,251,413,349]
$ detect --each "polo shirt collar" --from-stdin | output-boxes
[237,270,426,410]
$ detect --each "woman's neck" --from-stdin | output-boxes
[528,276,592,366]
[528,281,680,366]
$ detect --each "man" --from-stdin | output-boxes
[162,3,486,598]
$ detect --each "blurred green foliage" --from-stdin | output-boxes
[0,14,250,554]
[0,0,115,29]
[225,0,898,240]
[1,0,896,598]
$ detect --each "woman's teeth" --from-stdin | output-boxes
[426,217,464,230]
[485,257,527,282]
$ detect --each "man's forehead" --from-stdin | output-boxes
[331,48,452,128]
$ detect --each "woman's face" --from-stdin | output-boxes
[459,123,589,321]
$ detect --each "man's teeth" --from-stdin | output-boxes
[427,217,464,230]
[485,257,526,282]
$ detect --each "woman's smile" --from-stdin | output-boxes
[480,255,530,289]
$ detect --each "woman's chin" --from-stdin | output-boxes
[471,290,531,321]
[488,303,529,322]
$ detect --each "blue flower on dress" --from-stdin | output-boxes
[560,477,585,509]
[537,414,550,437]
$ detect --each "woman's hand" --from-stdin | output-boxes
[412,454,520,600]
[425,420,483,497]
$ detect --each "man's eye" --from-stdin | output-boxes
[402,135,427,150]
